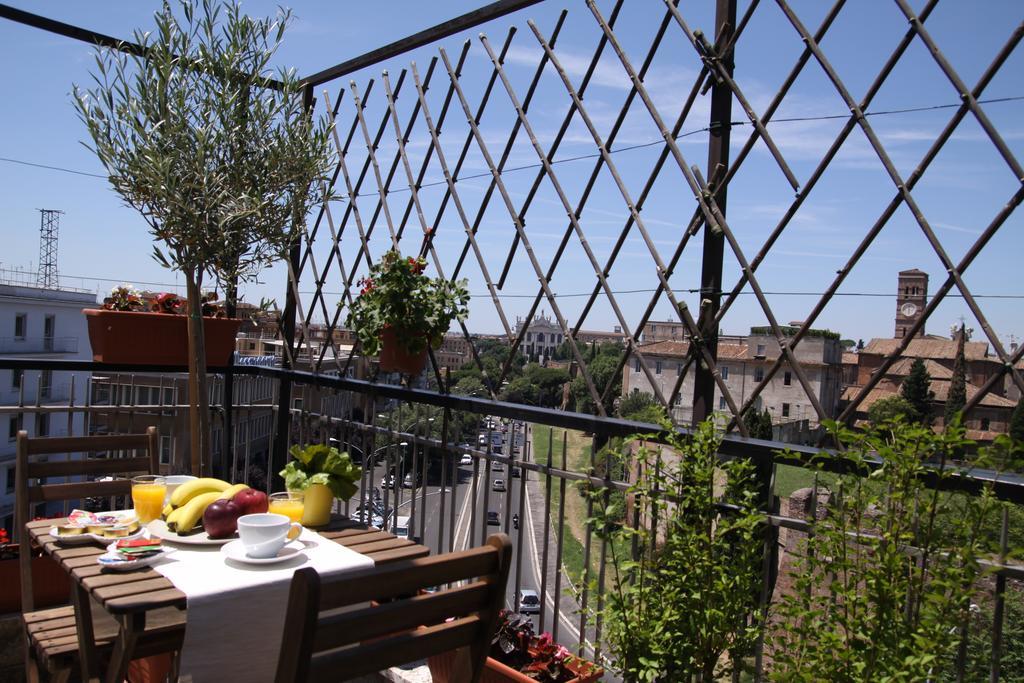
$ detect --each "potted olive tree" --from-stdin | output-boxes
[74,0,334,474]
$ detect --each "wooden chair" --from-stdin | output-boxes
[15,427,183,682]
[275,534,512,683]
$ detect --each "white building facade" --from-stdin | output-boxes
[0,283,96,532]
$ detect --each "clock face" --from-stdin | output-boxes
[900,302,918,317]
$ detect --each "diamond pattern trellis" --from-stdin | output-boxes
[280,0,1023,437]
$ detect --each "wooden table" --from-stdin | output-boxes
[24,516,430,683]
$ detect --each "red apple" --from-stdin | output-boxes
[232,488,269,515]
[203,499,243,539]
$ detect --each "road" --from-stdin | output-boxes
[345,420,604,664]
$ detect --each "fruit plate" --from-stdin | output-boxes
[51,510,146,545]
[147,519,236,545]
[98,543,176,572]
[221,539,305,565]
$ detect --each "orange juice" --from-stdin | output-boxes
[132,482,167,524]
[268,499,304,523]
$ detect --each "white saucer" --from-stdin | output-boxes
[220,539,305,565]
[98,543,175,571]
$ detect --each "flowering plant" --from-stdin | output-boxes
[489,610,597,682]
[345,250,469,357]
[102,285,223,317]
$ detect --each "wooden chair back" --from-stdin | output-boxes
[15,427,159,612]
[275,533,512,683]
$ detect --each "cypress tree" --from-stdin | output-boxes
[901,358,935,425]
[945,325,968,427]
[1009,397,1024,445]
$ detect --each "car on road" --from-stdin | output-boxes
[492,461,504,472]
[517,589,541,614]
[492,478,505,492]
[459,454,473,466]
[486,511,500,526]
[511,467,521,478]
[383,475,398,489]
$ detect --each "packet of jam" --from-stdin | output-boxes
[116,537,162,550]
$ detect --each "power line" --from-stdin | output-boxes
[2,95,1021,183]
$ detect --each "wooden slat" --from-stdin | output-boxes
[308,616,480,683]
[28,479,131,503]
[312,581,493,651]
[25,433,152,455]
[104,588,187,614]
[318,544,498,609]
[365,544,431,564]
[93,578,177,602]
[343,537,415,554]
[28,455,151,479]
[323,530,392,545]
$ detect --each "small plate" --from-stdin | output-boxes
[147,519,236,545]
[97,543,175,572]
[51,510,146,545]
[220,539,305,565]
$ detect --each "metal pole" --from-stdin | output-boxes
[692,0,736,425]
[270,83,314,489]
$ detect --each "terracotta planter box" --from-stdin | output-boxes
[0,550,71,614]
[84,309,242,366]
[378,327,429,375]
[428,651,602,683]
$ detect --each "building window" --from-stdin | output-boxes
[634,359,641,373]
[12,369,23,390]
[44,315,55,350]
[36,413,49,437]
[782,403,790,418]
[40,370,52,399]
[719,396,727,410]
[9,415,22,441]
[14,313,27,340]
[655,361,662,375]
[536,333,545,343]
[160,436,172,465]
[783,371,792,386]
[721,366,729,380]
[526,332,532,341]
[5,469,13,494]
[755,343,766,357]
[980,418,991,431]
[754,367,765,382]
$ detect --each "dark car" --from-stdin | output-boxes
[486,511,500,526]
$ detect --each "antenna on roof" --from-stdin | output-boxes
[36,208,63,290]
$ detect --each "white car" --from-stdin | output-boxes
[459,454,473,466]
[518,589,541,614]
[492,478,505,492]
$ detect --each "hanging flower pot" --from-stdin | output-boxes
[345,251,469,376]
[378,328,429,375]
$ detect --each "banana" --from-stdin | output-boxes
[166,505,186,528]
[162,503,174,519]
[217,483,250,501]
[168,491,222,534]
[169,478,232,507]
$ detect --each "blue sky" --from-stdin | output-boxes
[1,1,1021,350]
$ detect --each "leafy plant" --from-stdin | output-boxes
[489,609,598,682]
[102,285,222,316]
[280,444,362,501]
[74,0,335,473]
[345,251,469,357]
[769,419,998,682]
[585,417,765,682]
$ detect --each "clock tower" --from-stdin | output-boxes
[894,269,928,338]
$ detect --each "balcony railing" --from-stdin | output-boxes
[0,336,78,354]
[1,357,1022,680]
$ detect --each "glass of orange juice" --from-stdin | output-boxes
[268,491,305,524]
[131,475,167,524]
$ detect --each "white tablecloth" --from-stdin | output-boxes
[153,528,374,683]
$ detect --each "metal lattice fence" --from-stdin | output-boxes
[278,0,1023,442]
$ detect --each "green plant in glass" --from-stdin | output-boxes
[345,250,469,357]
[584,418,765,682]
[280,444,362,502]
[769,419,1000,682]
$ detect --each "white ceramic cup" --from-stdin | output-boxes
[237,513,302,559]
[164,475,198,505]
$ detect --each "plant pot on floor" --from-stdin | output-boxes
[297,483,334,527]
[84,309,242,366]
[377,328,429,375]
[428,651,602,683]
[0,549,71,615]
